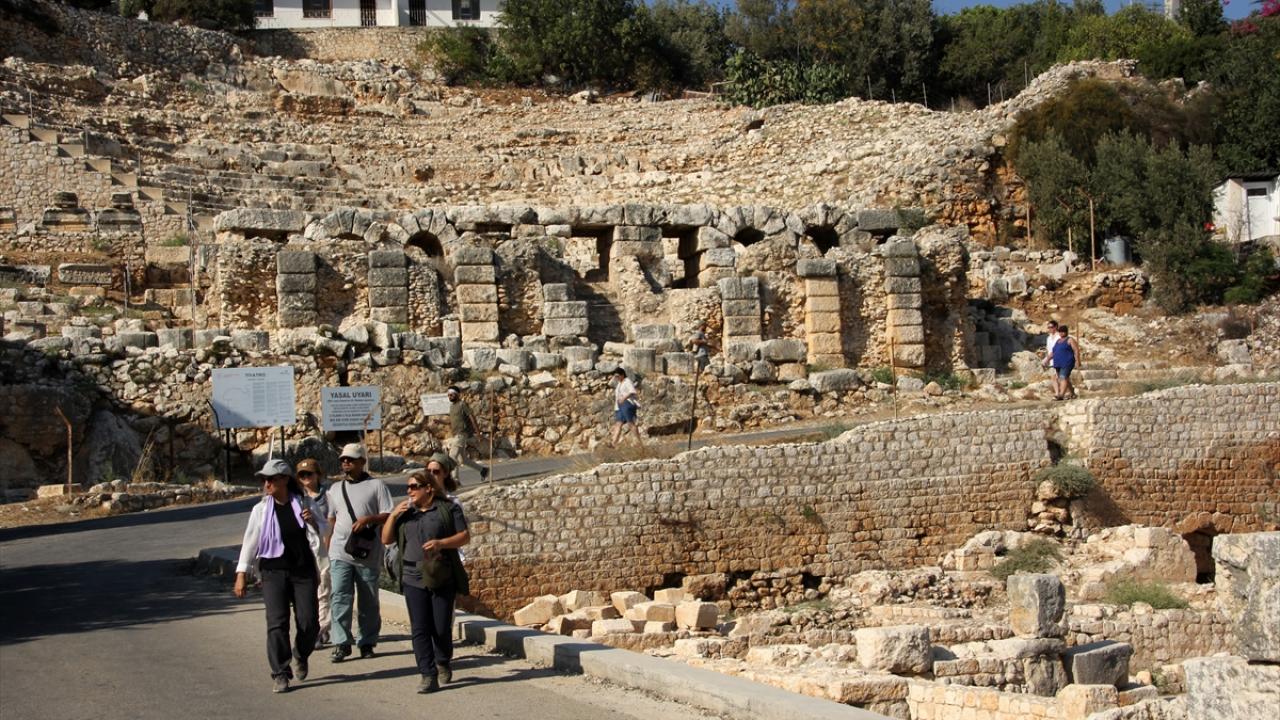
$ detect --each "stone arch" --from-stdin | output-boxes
[404,232,448,334]
[805,226,840,254]
[734,227,766,246]
[407,230,443,258]
[1181,524,1220,583]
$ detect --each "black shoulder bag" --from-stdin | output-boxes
[340,481,380,560]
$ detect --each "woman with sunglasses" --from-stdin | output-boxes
[234,458,328,694]
[295,458,332,648]
[382,463,470,694]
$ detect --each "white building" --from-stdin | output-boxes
[252,0,502,29]
[1213,173,1280,244]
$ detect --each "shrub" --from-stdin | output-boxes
[722,50,850,108]
[1104,578,1189,609]
[870,366,895,385]
[1139,225,1240,312]
[1034,464,1097,498]
[161,233,190,247]
[924,371,970,391]
[418,27,506,86]
[991,538,1063,581]
[1223,247,1279,305]
[147,0,256,33]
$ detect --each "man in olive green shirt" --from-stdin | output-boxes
[444,386,489,481]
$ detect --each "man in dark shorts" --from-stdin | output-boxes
[445,386,489,481]
[608,367,643,447]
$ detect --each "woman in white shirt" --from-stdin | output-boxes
[609,367,643,447]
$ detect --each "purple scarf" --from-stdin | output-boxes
[257,494,305,560]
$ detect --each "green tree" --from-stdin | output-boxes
[1059,4,1191,66]
[1138,225,1239,311]
[646,0,731,89]
[1014,132,1090,248]
[1205,15,1280,173]
[146,0,256,32]
[724,0,797,61]
[498,0,640,87]
[1178,0,1227,37]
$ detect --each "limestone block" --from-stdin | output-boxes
[893,344,926,368]
[883,256,921,277]
[805,277,839,297]
[724,341,760,363]
[1007,272,1028,294]
[887,293,923,310]
[612,240,663,259]
[748,360,776,383]
[578,605,621,621]
[528,371,557,389]
[368,249,407,268]
[701,248,736,269]
[699,267,735,287]
[1025,655,1070,697]
[857,209,902,232]
[460,321,499,343]
[57,263,113,286]
[1184,655,1280,720]
[613,225,661,243]
[368,267,408,287]
[36,483,83,498]
[777,362,808,382]
[804,312,842,335]
[560,590,609,611]
[463,348,498,372]
[456,284,498,304]
[717,276,760,300]
[1057,684,1119,720]
[155,328,191,350]
[611,591,649,615]
[696,225,732,251]
[721,299,760,318]
[369,307,408,324]
[897,376,925,393]
[108,332,157,351]
[1008,574,1066,639]
[276,250,315,274]
[543,301,588,320]
[592,618,640,636]
[810,369,862,394]
[452,245,494,266]
[543,318,589,337]
[624,602,676,623]
[880,237,918,257]
[796,258,838,278]
[1213,532,1280,661]
[653,588,688,605]
[546,611,595,636]
[278,308,317,328]
[805,332,844,357]
[231,330,270,352]
[1064,641,1133,687]
[542,283,570,302]
[61,325,101,340]
[194,329,229,348]
[369,286,409,307]
[759,338,807,363]
[452,264,494,285]
[804,295,841,313]
[854,625,931,675]
[532,352,564,370]
[215,208,309,233]
[562,345,596,367]
[723,315,760,337]
[459,303,499,322]
[276,273,316,293]
[892,324,925,344]
[662,352,695,376]
[642,621,676,634]
[675,601,719,630]
[887,308,923,327]
[632,324,675,341]
[884,276,922,294]
[623,347,657,374]
[496,348,533,371]
[512,595,564,627]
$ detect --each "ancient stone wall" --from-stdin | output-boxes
[249,28,436,65]
[1066,603,1232,672]
[1058,383,1280,535]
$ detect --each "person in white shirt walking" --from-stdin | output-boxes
[608,367,643,447]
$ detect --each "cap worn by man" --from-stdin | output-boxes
[339,444,366,461]
[295,458,321,475]
[255,458,295,478]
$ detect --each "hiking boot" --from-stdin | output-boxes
[272,676,289,694]
[330,644,351,663]
[417,674,439,694]
[359,645,376,659]
[292,657,308,682]
[437,663,452,684]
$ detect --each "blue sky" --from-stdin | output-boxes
[695,1,1255,21]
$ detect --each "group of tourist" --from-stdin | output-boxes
[1041,319,1083,400]
[235,443,470,695]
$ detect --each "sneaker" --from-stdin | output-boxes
[272,676,290,694]
[330,644,351,663]
[437,663,452,684]
[359,645,376,659]
[417,674,439,694]
[292,657,308,682]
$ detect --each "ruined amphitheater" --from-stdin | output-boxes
[1,3,1277,719]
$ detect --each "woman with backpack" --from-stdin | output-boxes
[382,459,470,695]
[234,458,327,694]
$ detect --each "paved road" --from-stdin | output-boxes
[0,495,720,719]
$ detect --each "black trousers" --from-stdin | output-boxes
[403,583,456,676]
[261,567,319,679]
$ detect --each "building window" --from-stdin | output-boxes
[303,0,332,18]
[452,0,480,21]
[409,0,427,25]
[253,0,274,17]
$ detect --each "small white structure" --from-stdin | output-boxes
[252,0,500,29]
[1213,173,1279,243]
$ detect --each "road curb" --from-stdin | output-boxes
[198,546,885,720]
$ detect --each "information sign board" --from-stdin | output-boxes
[211,366,296,429]
[420,392,451,416]
[321,386,382,432]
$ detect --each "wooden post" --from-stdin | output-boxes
[1088,197,1097,271]
[55,406,73,493]
[685,370,701,452]
[487,388,496,483]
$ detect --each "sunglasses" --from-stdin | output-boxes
[428,468,446,475]
[262,475,289,483]
[406,483,433,491]
[340,457,359,463]
[297,471,315,478]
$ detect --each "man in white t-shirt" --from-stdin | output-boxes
[608,367,643,447]
[1040,320,1060,370]
[324,443,393,663]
